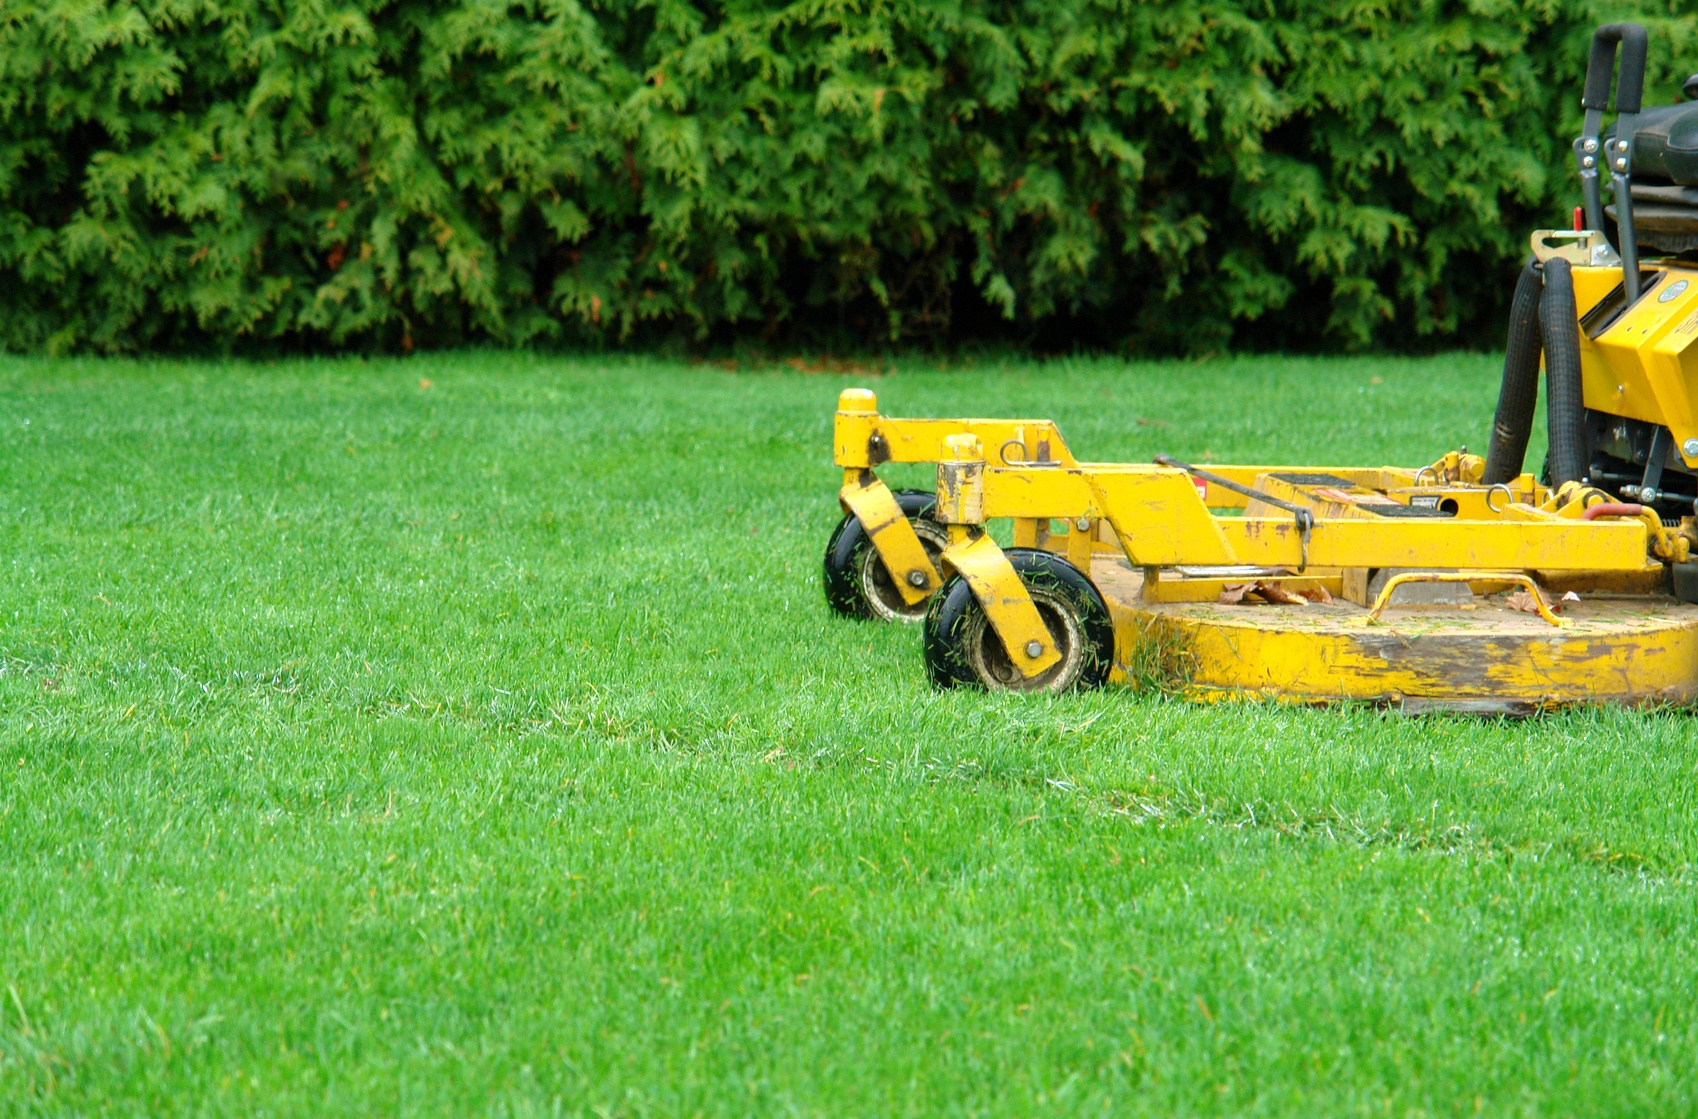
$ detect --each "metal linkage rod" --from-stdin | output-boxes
[1154,454,1314,569]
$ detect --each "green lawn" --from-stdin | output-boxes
[2,350,1693,1116]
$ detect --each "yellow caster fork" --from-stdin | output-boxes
[836,471,943,606]
[937,534,1061,677]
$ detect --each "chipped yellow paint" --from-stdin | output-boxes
[836,471,939,605]
[939,533,1061,677]
[935,434,988,526]
[833,389,1076,471]
[1095,560,1698,710]
[1217,516,1649,571]
[1066,517,1096,575]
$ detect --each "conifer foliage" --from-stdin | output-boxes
[0,1,1692,353]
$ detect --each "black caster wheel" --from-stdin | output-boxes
[1673,560,1698,604]
[823,489,950,622]
[922,549,1114,693]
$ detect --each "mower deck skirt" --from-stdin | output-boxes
[1094,559,1698,712]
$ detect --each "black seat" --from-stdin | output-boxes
[1608,101,1698,185]
[1605,102,1698,251]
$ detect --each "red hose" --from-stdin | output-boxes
[1581,502,1646,520]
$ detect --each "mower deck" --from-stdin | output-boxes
[1094,558,1698,712]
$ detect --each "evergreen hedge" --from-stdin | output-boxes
[2,1,1694,354]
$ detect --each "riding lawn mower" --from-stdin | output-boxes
[823,23,1698,712]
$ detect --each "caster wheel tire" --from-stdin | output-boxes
[923,549,1114,693]
[823,489,951,622]
[1673,560,1698,605]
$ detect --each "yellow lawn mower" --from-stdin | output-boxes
[822,23,1698,712]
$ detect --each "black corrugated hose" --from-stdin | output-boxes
[1482,260,1546,484]
[1538,257,1588,487]
[1482,258,1589,488]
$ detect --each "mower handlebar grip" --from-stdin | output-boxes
[1583,23,1649,114]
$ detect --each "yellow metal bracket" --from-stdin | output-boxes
[838,471,940,605]
[1084,470,1236,565]
[1366,571,1567,628]
[1623,507,1690,564]
[1530,228,1618,267]
[940,534,1061,677]
[1414,449,1485,485]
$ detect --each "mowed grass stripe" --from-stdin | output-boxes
[0,352,1693,1115]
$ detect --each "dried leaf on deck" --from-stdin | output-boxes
[1218,580,1328,606]
[1253,582,1309,606]
[1505,585,1557,615]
